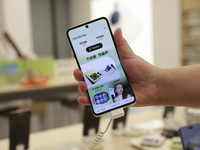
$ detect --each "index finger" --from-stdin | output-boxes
[73,69,84,82]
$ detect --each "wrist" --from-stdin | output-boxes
[156,68,171,106]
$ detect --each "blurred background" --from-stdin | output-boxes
[0,0,200,139]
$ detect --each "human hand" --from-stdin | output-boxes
[73,28,159,107]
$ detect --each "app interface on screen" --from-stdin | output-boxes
[68,18,135,114]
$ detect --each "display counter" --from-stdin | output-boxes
[0,106,187,150]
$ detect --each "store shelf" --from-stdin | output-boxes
[183,37,200,45]
[0,81,78,102]
[181,0,200,66]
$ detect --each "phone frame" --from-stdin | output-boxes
[66,17,136,117]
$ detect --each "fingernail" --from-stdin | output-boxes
[119,28,122,37]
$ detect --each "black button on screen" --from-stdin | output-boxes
[86,43,103,52]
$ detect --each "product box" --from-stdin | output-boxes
[53,58,77,83]
[0,56,55,87]
[0,60,22,87]
[20,56,54,86]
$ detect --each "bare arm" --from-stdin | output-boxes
[157,65,200,107]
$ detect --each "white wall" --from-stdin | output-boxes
[0,0,4,43]
[127,0,153,64]
[2,0,35,58]
[68,0,91,27]
[152,0,181,68]
[90,0,154,64]
[90,0,181,68]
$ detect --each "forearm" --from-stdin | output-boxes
[157,65,200,107]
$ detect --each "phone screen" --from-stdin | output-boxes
[67,17,136,116]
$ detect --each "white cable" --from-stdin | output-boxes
[88,108,125,150]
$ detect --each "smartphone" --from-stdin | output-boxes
[67,17,136,116]
[178,123,200,150]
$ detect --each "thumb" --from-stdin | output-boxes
[114,28,135,60]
